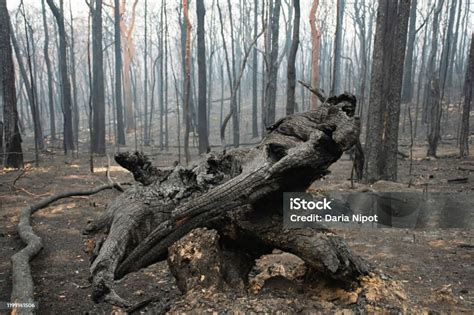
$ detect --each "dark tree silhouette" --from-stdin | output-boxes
[0,0,23,168]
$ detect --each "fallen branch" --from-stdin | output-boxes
[447,177,469,183]
[10,182,123,314]
[298,80,327,103]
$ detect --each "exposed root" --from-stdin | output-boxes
[10,182,122,314]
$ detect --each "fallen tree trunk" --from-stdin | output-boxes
[86,93,370,306]
[10,182,122,315]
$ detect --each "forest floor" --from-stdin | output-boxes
[0,139,473,314]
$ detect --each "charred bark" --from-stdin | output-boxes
[0,0,23,169]
[85,95,369,306]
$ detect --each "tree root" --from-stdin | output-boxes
[10,182,122,315]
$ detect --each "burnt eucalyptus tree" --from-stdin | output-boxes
[422,0,443,125]
[41,0,55,140]
[460,34,473,157]
[252,0,259,137]
[331,0,345,95]
[424,0,445,157]
[10,17,43,153]
[0,0,23,168]
[401,0,417,103]
[114,0,125,145]
[364,0,411,183]
[197,0,210,153]
[46,0,75,154]
[426,0,457,157]
[91,0,105,154]
[286,0,300,115]
[263,0,281,128]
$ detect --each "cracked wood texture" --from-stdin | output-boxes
[85,93,370,306]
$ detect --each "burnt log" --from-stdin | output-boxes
[85,93,370,306]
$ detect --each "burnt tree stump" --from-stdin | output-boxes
[84,93,370,306]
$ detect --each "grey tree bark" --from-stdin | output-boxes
[252,0,259,138]
[331,0,345,96]
[69,5,79,148]
[422,0,443,125]
[401,0,417,103]
[364,0,411,183]
[84,93,369,306]
[143,0,149,146]
[425,0,445,157]
[41,0,56,141]
[197,0,210,154]
[263,0,281,128]
[10,20,43,153]
[0,0,23,168]
[46,0,75,154]
[183,0,192,164]
[114,0,126,145]
[91,0,105,154]
[286,0,300,116]
[459,33,473,157]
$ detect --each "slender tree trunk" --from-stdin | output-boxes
[422,0,443,125]
[164,3,169,150]
[69,4,79,149]
[427,0,456,157]
[309,0,320,109]
[46,0,75,154]
[41,0,56,141]
[114,0,125,145]
[446,0,462,89]
[264,0,281,128]
[91,0,105,154]
[286,0,300,115]
[364,0,411,182]
[121,0,139,133]
[158,3,164,150]
[227,0,239,147]
[143,0,149,146]
[401,0,417,103]
[183,0,192,164]
[251,0,259,138]
[10,20,44,153]
[331,0,345,96]
[197,0,209,153]
[0,0,23,168]
[460,33,473,157]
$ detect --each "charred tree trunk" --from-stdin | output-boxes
[252,0,259,138]
[84,93,369,306]
[309,0,320,109]
[46,0,75,154]
[0,0,23,168]
[459,33,473,157]
[422,0,443,125]
[263,0,281,128]
[69,6,79,149]
[364,0,411,183]
[401,0,417,103]
[286,0,300,116]
[91,0,106,154]
[331,0,345,96]
[197,0,210,154]
[41,0,56,141]
[114,0,126,145]
[183,0,192,164]
[10,20,43,154]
